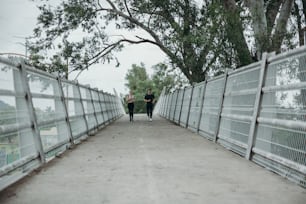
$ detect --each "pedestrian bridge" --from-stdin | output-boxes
[0,114,305,204]
[0,46,306,203]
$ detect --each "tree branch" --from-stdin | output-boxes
[101,3,185,70]
[105,0,117,10]
[266,0,283,37]
[124,0,132,17]
[86,37,159,67]
[271,0,294,53]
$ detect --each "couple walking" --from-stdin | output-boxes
[126,88,155,122]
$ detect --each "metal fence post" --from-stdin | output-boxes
[185,86,194,128]
[246,53,269,160]
[172,90,179,121]
[87,87,99,130]
[99,91,107,125]
[18,63,45,162]
[57,77,74,145]
[95,89,106,126]
[213,71,229,143]
[107,94,114,121]
[167,93,174,119]
[161,87,167,116]
[197,81,207,133]
[104,93,111,122]
[76,82,89,135]
[110,95,115,120]
[103,92,111,124]
[178,87,186,124]
[164,94,169,117]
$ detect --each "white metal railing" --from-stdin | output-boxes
[0,57,125,191]
[156,46,306,188]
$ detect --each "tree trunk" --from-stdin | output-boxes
[294,2,304,46]
[245,0,269,59]
[266,0,283,38]
[271,0,294,53]
[222,0,253,65]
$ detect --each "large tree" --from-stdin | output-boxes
[30,0,225,83]
[125,63,153,99]
[30,0,305,83]
[125,62,184,99]
[124,62,182,112]
[222,0,305,60]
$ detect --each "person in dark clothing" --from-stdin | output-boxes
[144,88,155,121]
[126,90,135,122]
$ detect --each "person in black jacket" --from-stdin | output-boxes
[144,88,155,121]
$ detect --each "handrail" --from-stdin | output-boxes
[157,47,306,188]
[0,57,125,191]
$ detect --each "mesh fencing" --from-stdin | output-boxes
[0,58,124,191]
[156,47,306,188]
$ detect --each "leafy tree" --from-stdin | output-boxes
[151,63,188,95]
[30,0,226,83]
[124,62,185,113]
[125,63,153,99]
[124,63,152,113]
[30,0,305,83]
[294,0,306,46]
[222,0,305,60]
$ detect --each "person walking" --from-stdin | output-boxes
[144,88,155,121]
[126,90,135,122]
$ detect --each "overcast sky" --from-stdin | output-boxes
[0,0,167,95]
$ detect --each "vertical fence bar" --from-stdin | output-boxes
[178,87,186,125]
[213,71,229,143]
[167,92,173,119]
[111,95,115,119]
[197,81,207,133]
[19,63,45,162]
[57,77,74,145]
[161,87,166,116]
[185,86,194,128]
[94,88,105,127]
[107,94,114,121]
[103,92,110,124]
[172,90,179,121]
[98,91,106,125]
[99,90,106,125]
[105,93,111,122]
[12,69,33,159]
[246,53,269,160]
[164,94,169,117]
[88,87,99,131]
[76,82,89,135]
[107,94,112,121]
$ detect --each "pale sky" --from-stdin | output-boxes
[0,0,167,95]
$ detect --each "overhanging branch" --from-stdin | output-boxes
[102,0,184,69]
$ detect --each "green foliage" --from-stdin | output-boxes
[29,0,230,83]
[29,0,303,82]
[124,62,185,113]
[125,63,152,99]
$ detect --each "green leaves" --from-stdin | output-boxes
[29,0,228,83]
[125,62,187,102]
[30,0,301,84]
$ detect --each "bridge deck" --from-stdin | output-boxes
[0,114,305,204]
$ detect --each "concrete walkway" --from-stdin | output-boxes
[0,114,305,204]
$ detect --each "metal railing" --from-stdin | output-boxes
[0,57,125,191]
[156,46,306,188]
